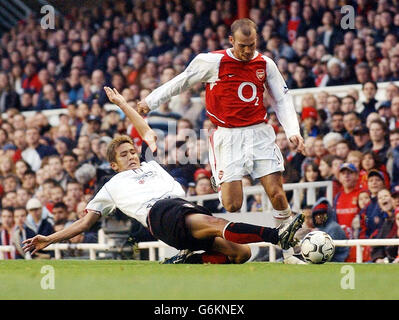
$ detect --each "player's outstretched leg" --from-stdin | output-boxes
[161,238,251,264]
[162,249,193,264]
[185,237,251,264]
[185,212,303,250]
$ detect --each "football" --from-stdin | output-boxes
[300,231,335,264]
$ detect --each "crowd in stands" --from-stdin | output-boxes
[0,0,399,262]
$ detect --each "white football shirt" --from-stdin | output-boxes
[85,160,186,227]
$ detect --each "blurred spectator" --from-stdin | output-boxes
[370,189,398,263]
[0,207,16,259]
[323,131,343,156]
[194,176,223,213]
[300,106,320,138]
[352,125,372,152]
[360,81,380,121]
[364,169,389,239]
[48,155,68,190]
[334,163,363,231]
[343,112,362,146]
[369,119,390,164]
[311,198,349,262]
[36,84,62,110]
[317,11,343,53]
[11,207,35,259]
[25,198,54,237]
[354,189,372,239]
[23,127,57,171]
[291,64,315,89]
[0,71,20,112]
[22,170,37,194]
[52,202,72,225]
[329,111,346,135]
[335,140,352,161]
[299,161,324,208]
[388,128,399,186]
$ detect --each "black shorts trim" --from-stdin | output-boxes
[147,198,214,251]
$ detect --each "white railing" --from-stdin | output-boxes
[0,181,333,261]
[186,180,333,214]
[290,80,399,113]
[2,239,399,263]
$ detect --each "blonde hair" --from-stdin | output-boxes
[106,135,135,163]
[301,93,317,108]
[230,18,257,37]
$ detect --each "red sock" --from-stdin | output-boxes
[223,222,278,244]
[184,252,230,264]
[201,252,230,264]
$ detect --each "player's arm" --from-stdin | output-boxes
[104,86,157,152]
[138,53,219,114]
[264,57,305,154]
[22,210,100,255]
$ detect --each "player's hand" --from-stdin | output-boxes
[289,134,305,155]
[137,100,150,114]
[22,235,51,255]
[104,86,127,106]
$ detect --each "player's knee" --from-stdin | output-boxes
[270,190,287,208]
[191,215,228,238]
[223,200,242,212]
[231,246,251,264]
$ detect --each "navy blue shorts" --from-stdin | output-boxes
[147,198,214,251]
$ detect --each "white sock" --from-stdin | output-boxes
[272,207,291,227]
[248,245,259,262]
[282,247,295,259]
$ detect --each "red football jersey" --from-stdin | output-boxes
[205,50,268,128]
[145,48,300,138]
[335,188,362,228]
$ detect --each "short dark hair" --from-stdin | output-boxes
[331,111,344,117]
[344,111,360,119]
[2,206,14,214]
[62,151,78,161]
[336,139,352,149]
[362,80,377,90]
[390,128,399,136]
[369,119,387,132]
[23,169,35,177]
[53,201,68,211]
[14,206,27,214]
[43,178,57,185]
[342,95,356,104]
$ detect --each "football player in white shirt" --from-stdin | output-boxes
[23,87,304,264]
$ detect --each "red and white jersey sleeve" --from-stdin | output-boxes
[145,53,222,110]
[262,55,300,139]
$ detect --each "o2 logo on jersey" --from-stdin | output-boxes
[237,82,259,106]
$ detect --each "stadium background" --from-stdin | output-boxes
[0,0,399,264]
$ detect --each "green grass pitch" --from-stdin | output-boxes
[1,260,398,300]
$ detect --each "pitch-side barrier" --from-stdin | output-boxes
[185,181,333,214]
[2,239,399,263]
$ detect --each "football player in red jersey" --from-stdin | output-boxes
[138,19,305,263]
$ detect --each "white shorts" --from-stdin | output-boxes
[208,122,284,186]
